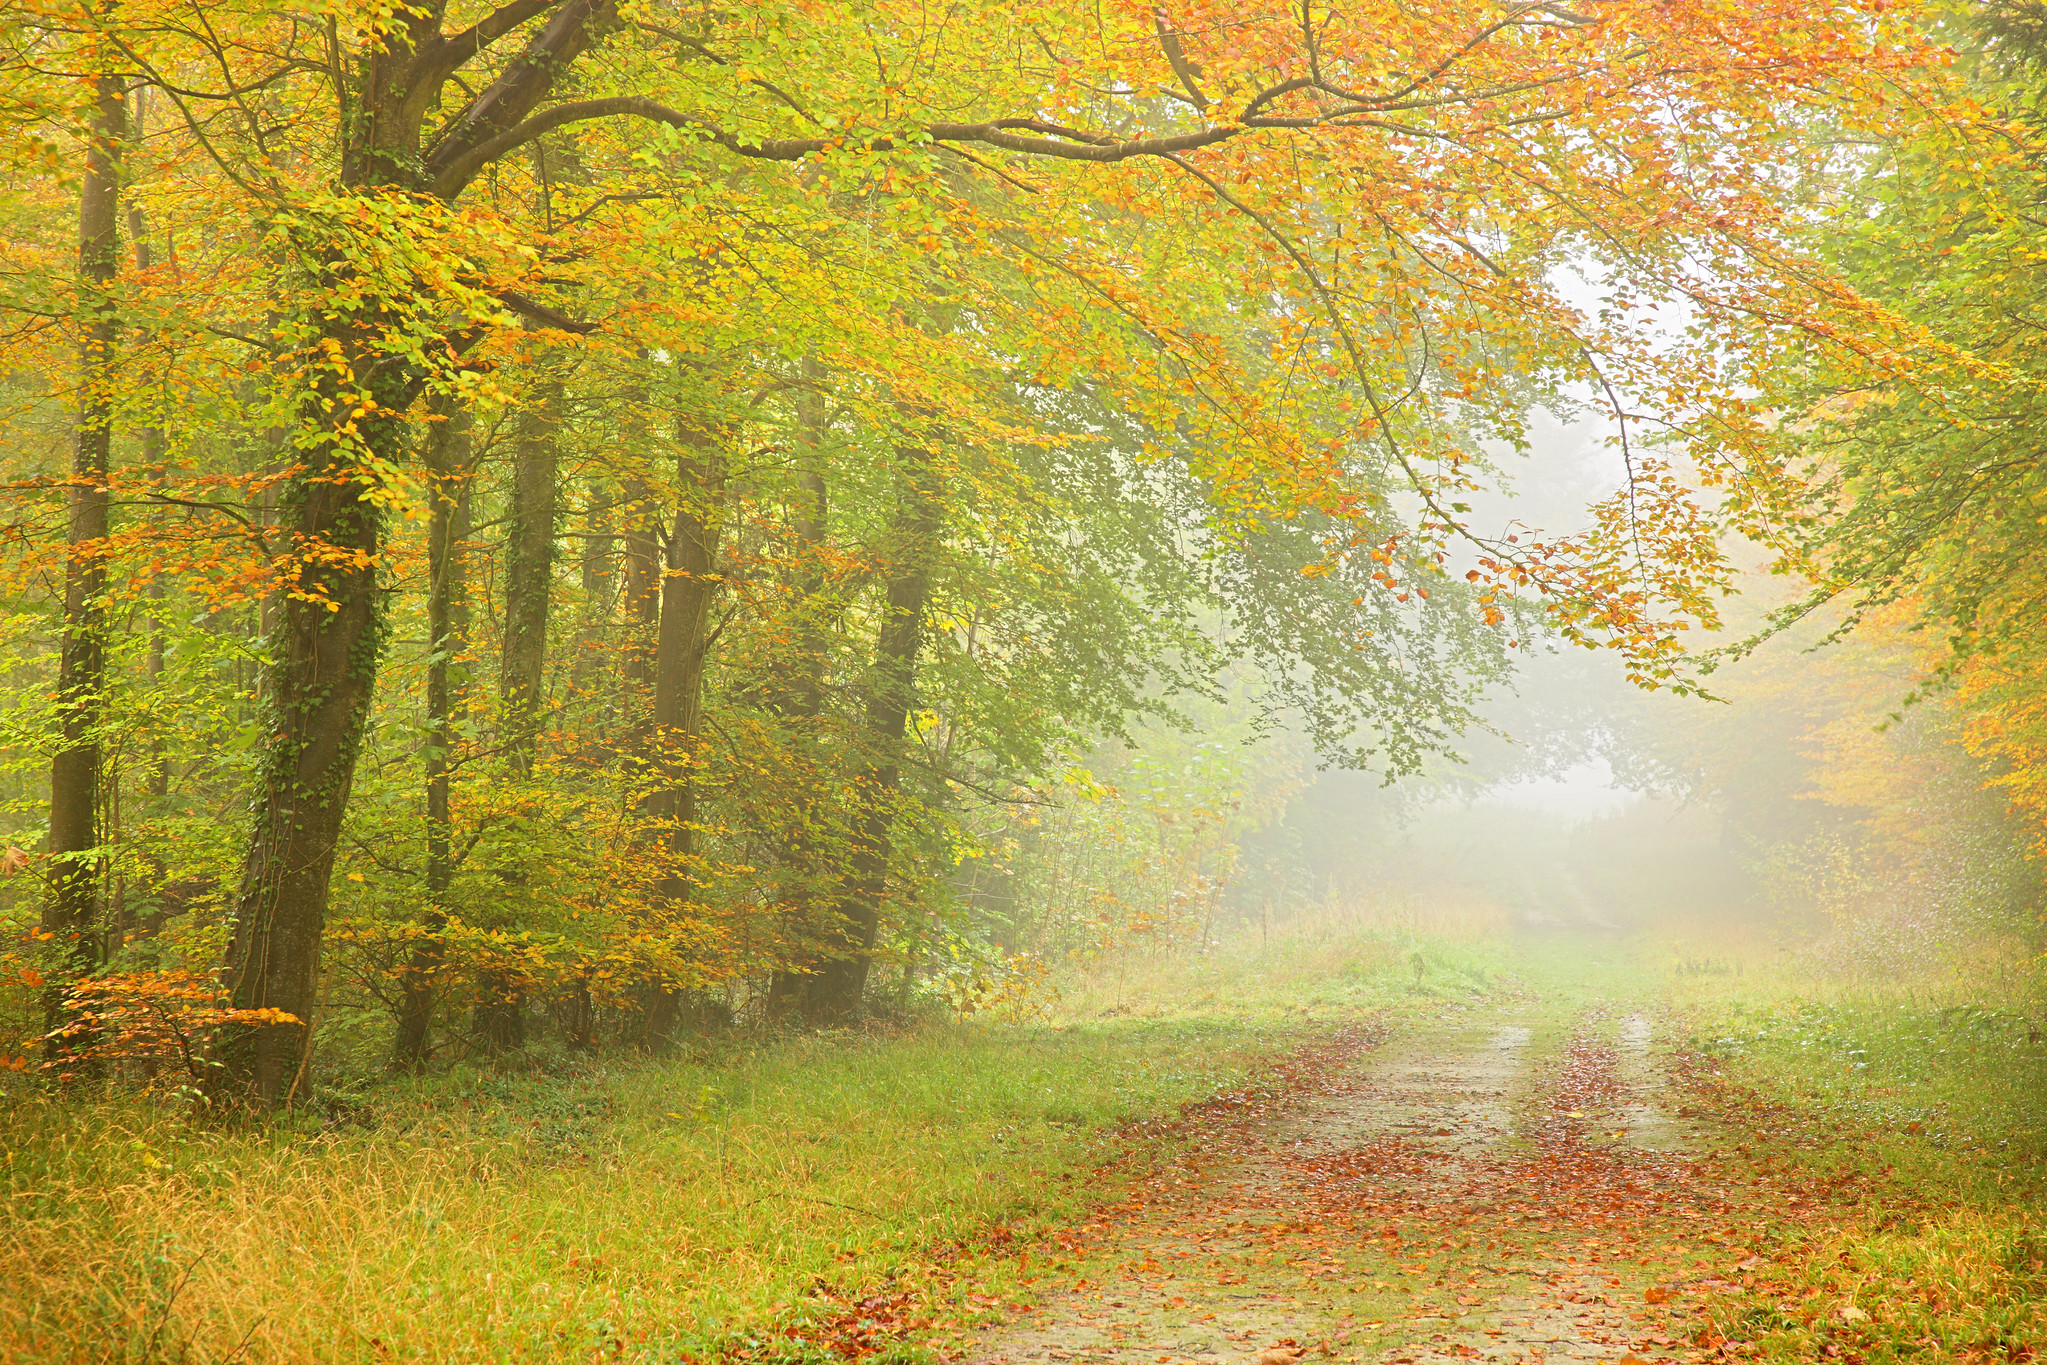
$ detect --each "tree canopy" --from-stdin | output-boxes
[0,0,1966,1099]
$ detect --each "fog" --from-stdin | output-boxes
[1208,408,2042,982]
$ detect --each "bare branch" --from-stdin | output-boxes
[427,0,562,81]
[1153,12,1212,110]
[422,0,614,197]
[431,93,1250,192]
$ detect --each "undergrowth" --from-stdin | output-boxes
[0,915,1496,1364]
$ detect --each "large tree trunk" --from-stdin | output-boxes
[210,0,621,1105]
[638,416,728,1046]
[42,68,128,1062]
[500,374,561,774]
[394,402,473,1070]
[800,437,942,1023]
[214,388,400,1104]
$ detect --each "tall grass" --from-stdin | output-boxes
[1656,908,2047,1162]
[1061,890,1508,1023]
[1,914,1495,1364]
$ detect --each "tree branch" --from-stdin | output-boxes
[422,0,563,86]
[496,289,596,333]
[431,93,1250,193]
[1153,12,1212,110]
[422,0,615,198]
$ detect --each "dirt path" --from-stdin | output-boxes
[969,1006,1776,1365]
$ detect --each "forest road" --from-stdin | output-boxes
[967,1007,1745,1365]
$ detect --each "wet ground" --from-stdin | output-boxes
[968,1006,1764,1365]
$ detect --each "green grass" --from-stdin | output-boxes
[1653,925,2047,1363]
[1704,1211,2047,1365]
[0,915,1499,1364]
[1681,995,2047,1166]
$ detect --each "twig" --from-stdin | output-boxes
[736,1191,888,1221]
[219,1315,265,1365]
[142,1251,206,1360]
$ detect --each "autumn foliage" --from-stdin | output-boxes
[0,0,1990,1096]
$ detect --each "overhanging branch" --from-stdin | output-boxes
[428,95,1251,195]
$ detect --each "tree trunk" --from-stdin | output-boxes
[501,374,561,775]
[129,180,172,945]
[214,386,400,1104]
[474,376,558,1052]
[643,416,729,898]
[570,477,615,704]
[636,415,728,1047]
[786,364,830,724]
[128,149,168,816]
[768,363,836,1015]
[210,0,622,1105]
[801,437,942,1023]
[394,401,473,1070]
[42,68,128,1063]
[619,370,661,702]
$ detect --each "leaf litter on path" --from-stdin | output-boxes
[963,1010,1872,1365]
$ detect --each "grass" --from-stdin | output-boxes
[1705,1211,2047,1365]
[0,909,1501,1364]
[1646,913,2047,1363]
[31,883,2041,1365]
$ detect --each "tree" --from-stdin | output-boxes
[1758,4,2047,864]
[0,0,1956,1085]
[42,47,126,1060]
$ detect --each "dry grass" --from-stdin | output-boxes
[1,915,1497,1364]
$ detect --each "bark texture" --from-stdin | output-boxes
[43,69,128,1058]
[216,390,396,1102]
[394,403,473,1069]
[798,437,941,1022]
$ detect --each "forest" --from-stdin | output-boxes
[4,0,2047,1362]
